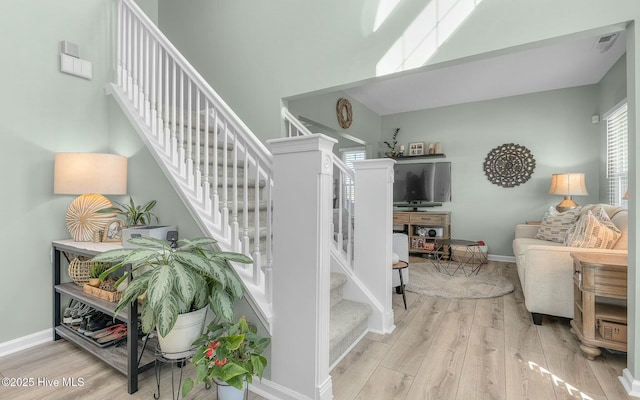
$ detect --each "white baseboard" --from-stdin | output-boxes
[317,377,333,400]
[250,378,313,400]
[0,329,52,358]
[488,254,516,263]
[620,368,640,398]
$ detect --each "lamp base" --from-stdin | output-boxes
[555,196,580,213]
[65,194,116,241]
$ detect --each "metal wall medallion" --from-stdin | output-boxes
[483,143,535,188]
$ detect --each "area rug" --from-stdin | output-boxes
[405,261,515,299]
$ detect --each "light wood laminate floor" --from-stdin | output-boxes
[0,260,631,399]
[331,258,633,400]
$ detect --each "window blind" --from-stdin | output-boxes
[340,147,365,204]
[341,147,366,170]
[606,101,628,206]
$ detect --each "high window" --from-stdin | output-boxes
[605,101,628,206]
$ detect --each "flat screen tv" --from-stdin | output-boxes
[393,161,451,205]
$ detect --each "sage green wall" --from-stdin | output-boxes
[287,92,382,158]
[134,0,158,24]
[598,54,628,202]
[428,0,638,66]
[0,0,254,345]
[157,0,640,142]
[381,86,601,256]
[0,0,114,343]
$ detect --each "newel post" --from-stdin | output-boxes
[353,158,396,333]
[267,134,336,400]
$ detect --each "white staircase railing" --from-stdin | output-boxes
[111,0,273,327]
[282,108,396,335]
[282,107,355,268]
[108,2,394,397]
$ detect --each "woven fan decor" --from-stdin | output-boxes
[65,194,116,242]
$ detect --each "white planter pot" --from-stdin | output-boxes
[157,307,207,359]
[217,380,247,400]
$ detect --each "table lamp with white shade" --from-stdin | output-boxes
[54,153,128,241]
[548,172,588,212]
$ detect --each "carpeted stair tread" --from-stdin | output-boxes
[330,272,347,308]
[330,299,371,365]
[330,272,347,291]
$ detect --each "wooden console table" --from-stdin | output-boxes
[393,211,451,257]
[569,252,627,360]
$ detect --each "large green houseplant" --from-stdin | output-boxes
[91,236,251,351]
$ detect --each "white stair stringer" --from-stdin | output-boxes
[105,82,273,330]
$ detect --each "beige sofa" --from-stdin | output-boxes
[512,204,628,325]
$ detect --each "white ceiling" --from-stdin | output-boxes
[345,31,627,116]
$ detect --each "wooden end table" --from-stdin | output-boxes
[569,252,627,360]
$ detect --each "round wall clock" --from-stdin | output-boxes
[336,98,353,129]
[483,143,535,188]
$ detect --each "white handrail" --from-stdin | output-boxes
[282,107,356,268]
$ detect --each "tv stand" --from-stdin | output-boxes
[393,211,451,257]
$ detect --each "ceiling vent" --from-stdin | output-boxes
[594,33,619,53]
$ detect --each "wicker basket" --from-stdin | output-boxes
[68,258,109,286]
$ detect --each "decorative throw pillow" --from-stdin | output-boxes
[535,207,582,243]
[564,208,621,249]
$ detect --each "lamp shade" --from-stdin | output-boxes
[54,153,127,241]
[548,173,588,196]
[54,153,127,195]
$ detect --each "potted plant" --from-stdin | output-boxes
[98,196,159,227]
[87,263,108,288]
[384,128,400,157]
[91,236,251,358]
[182,316,270,400]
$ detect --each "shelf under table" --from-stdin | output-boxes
[55,282,130,321]
[55,324,156,376]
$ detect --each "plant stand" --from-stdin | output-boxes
[153,346,208,400]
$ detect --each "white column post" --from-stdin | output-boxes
[621,19,640,397]
[353,158,396,333]
[267,134,336,400]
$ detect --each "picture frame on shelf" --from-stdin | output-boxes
[102,219,124,242]
[408,142,424,156]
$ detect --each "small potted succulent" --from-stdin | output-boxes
[91,236,251,359]
[182,316,270,399]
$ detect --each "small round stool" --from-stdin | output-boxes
[392,261,409,309]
